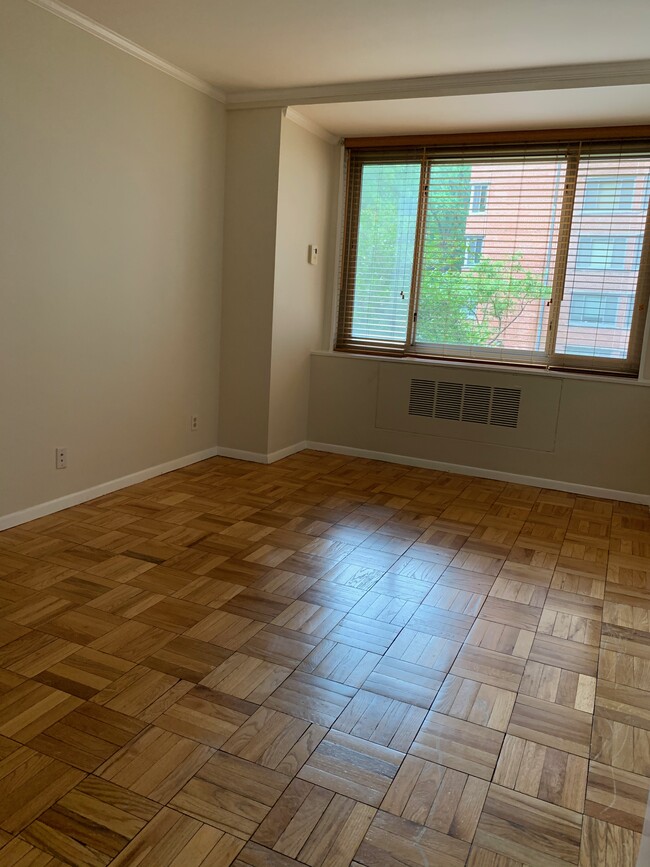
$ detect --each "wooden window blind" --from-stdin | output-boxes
[336,129,650,375]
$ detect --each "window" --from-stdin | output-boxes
[337,134,650,374]
[575,235,629,271]
[582,174,636,211]
[470,182,489,213]
[463,235,484,267]
[567,292,629,328]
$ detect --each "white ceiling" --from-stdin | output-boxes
[297,85,650,137]
[50,0,650,93]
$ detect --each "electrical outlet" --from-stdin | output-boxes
[191,415,199,431]
[55,448,67,469]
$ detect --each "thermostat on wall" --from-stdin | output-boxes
[308,244,319,265]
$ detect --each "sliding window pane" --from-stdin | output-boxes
[351,162,421,344]
[555,155,650,363]
[415,156,566,361]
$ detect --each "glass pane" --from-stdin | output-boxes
[415,158,564,359]
[352,162,421,343]
[556,156,650,360]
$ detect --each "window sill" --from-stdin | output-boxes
[313,350,650,387]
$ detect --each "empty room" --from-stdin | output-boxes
[2,0,650,864]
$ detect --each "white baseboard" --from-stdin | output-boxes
[0,446,220,532]
[218,442,308,465]
[306,441,650,506]
[3,437,646,531]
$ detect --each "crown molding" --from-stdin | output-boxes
[283,107,340,145]
[28,0,226,102]
[226,59,650,108]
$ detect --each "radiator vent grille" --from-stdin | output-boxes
[408,379,436,417]
[408,378,521,428]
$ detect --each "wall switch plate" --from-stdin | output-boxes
[308,244,319,265]
[55,448,67,469]
[191,415,199,431]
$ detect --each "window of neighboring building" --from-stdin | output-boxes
[575,235,630,271]
[582,174,636,212]
[463,235,484,267]
[470,182,489,213]
[336,134,650,375]
[567,292,629,328]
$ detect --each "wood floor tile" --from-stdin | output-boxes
[466,619,535,658]
[33,647,134,700]
[369,572,433,603]
[386,628,461,672]
[270,601,344,637]
[474,784,583,867]
[489,576,548,607]
[594,680,650,731]
[432,675,516,731]
[333,691,426,752]
[110,806,245,866]
[220,589,294,624]
[438,567,496,596]
[132,597,213,634]
[579,815,641,867]
[98,726,212,804]
[0,746,85,834]
[348,593,419,627]
[494,734,588,811]
[297,730,403,807]
[508,695,593,757]
[90,621,174,663]
[264,672,356,725]
[298,580,365,612]
[0,838,66,864]
[222,707,326,773]
[37,606,126,645]
[144,636,232,682]
[354,809,469,867]
[421,584,486,617]
[298,639,380,687]
[21,776,160,865]
[382,755,489,842]
[410,711,504,780]
[591,716,650,775]
[405,605,474,642]
[0,680,83,742]
[170,751,290,839]
[520,661,596,713]
[450,646,525,692]
[529,634,599,677]
[29,701,145,771]
[252,779,375,867]
[0,632,80,677]
[585,761,650,832]
[201,653,291,703]
[324,614,400,654]
[93,665,192,722]
[156,685,256,748]
[538,609,601,648]
[186,611,265,650]
[240,624,320,668]
[362,656,445,708]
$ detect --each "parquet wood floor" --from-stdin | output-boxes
[0,450,648,865]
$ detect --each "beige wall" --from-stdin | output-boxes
[0,0,225,518]
[308,354,650,497]
[217,107,283,455]
[268,117,338,453]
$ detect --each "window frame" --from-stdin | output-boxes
[336,127,650,377]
